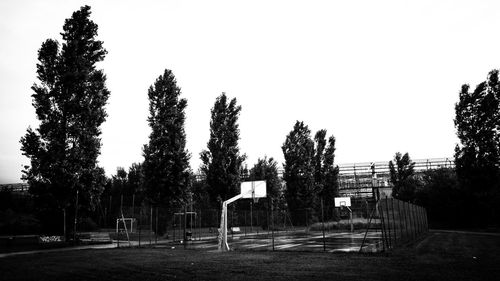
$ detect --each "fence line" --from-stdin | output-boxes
[364,197,428,251]
[96,195,428,252]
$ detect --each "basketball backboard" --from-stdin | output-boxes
[240,181,266,199]
[334,197,351,207]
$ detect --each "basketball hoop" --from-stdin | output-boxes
[219,181,267,251]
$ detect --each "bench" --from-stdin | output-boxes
[230,227,241,234]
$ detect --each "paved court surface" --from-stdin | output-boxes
[0,230,384,258]
[181,230,383,252]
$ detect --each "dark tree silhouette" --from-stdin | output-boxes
[282,121,315,223]
[454,69,500,225]
[248,156,282,201]
[389,152,418,201]
[200,93,245,206]
[143,69,190,208]
[20,6,109,232]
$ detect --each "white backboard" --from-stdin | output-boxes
[334,197,351,207]
[241,181,267,199]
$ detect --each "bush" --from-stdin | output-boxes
[309,218,381,231]
[78,217,98,231]
[0,209,41,235]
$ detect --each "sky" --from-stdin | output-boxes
[1,0,500,184]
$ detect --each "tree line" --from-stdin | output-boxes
[6,6,499,235]
[388,70,500,227]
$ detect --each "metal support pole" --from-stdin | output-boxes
[411,204,417,240]
[63,208,66,240]
[138,208,141,247]
[183,205,187,249]
[391,198,397,246]
[385,197,392,249]
[403,201,409,242]
[322,199,326,252]
[378,200,387,251]
[397,200,404,244]
[73,190,79,243]
[132,194,135,219]
[155,207,158,244]
[109,195,112,226]
[150,206,152,246]
[271,199,275,251]
[250,202,253,233]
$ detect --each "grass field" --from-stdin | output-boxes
[1,230,499,281]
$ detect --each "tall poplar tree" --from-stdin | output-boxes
[143,69,190,207]
[200,93,245,205]
[313,130,339,207]
[323,135,339,204]
[20,6,109,230]
[282,121,315,222]
[313,130,327,195]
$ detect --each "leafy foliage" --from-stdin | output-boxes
[389,152,418,201]
[313,130,339,206]
[127,162,144,195]
[200,93,245,205]
[248,156,282,201]
[282,122,339,223]
[19,6,109,225]
[322,135,340,204]
[454,69,500,225]
[282,121,315,216]
[143,69,190,207]
[415,168,462,227]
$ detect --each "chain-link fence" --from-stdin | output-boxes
[366,197,429,251]
[91,195,427,252]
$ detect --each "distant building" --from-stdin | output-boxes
[191,157,455,200]
[336,157,454,199]
[0,183,30,194]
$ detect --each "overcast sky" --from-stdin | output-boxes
[1,0,500,184]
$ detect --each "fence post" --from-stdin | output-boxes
[322,199,326,252]
[183,205,187,249]
[420,206,425,235]
[155,207,159,245]
[385,196,392,249]
[391,198,397,247]
[403,201,409,243]
[378,200,387,251]
[150,206,153,246]
[424,207,429,232]
[397,200,403,243]
[417,206,422,237]
[138,207,141,247]
[271,199,275,251]
[250,202,253,233]
[406,202,412,241]
[410,203,416,241]
[305,209,308,229]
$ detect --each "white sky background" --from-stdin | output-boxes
[1,0,500,183]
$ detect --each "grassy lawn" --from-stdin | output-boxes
[1,230,499,281]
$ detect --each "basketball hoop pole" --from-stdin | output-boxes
[347,206,353,232]
[219,193,243,251]
[219,181,267,251]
